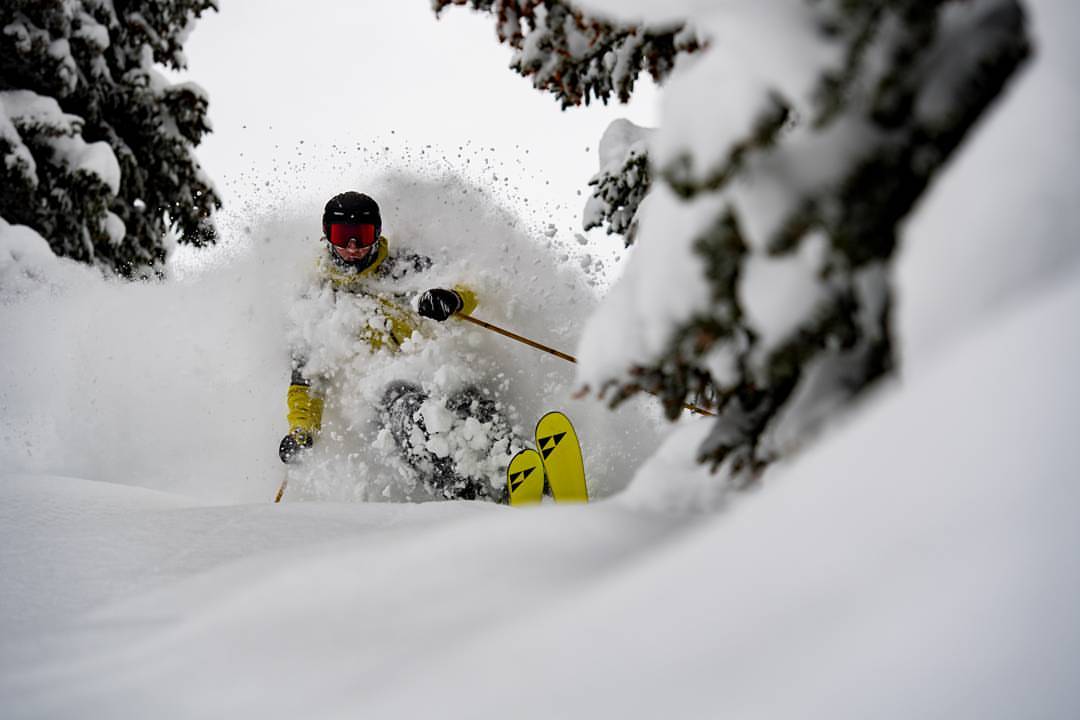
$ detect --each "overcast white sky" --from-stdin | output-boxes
[176,0,660,242]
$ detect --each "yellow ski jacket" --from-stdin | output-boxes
[285,236,476,437]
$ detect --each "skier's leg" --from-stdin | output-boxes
[381,382,447,481]
[382,381,426,457]
[445,385,516,503]
[381,381,479,500]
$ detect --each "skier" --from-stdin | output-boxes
[278,191,515,502]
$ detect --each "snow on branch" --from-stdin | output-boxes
[583,118,653,244]
[432,0,702,109]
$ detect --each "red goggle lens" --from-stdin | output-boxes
[328,223,377,248]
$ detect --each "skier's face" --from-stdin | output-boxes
[327,222,378,263]
[331,241,376,263]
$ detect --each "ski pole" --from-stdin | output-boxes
[274,477,287,503]
[455,313,716,417]
[457,313,577,364]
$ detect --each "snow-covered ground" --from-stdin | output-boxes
[2,268,1077,719]
[2,0,1079,717]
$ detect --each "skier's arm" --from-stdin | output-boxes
[417,285,477,321]
[280,360,324,463]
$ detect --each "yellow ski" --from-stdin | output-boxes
[507,448,545,506]
[536,411,588,503]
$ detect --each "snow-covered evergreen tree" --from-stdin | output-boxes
[583,118,652,245]
[444,0,1033,481]
[0,0,219,276]
[432,0,701,109]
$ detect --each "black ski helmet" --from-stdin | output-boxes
[322,191,381,239]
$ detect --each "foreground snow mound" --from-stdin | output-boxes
[3,271,1078,719]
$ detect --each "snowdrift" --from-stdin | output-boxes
[2,267,1077,719]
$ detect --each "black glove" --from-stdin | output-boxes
[279,428,313,463]
[417,288,463,322]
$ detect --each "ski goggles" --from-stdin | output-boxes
[328,223,378,248]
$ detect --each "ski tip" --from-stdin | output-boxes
[535,409,572,427]
[534,411,588,504]
[507,448,545,507]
